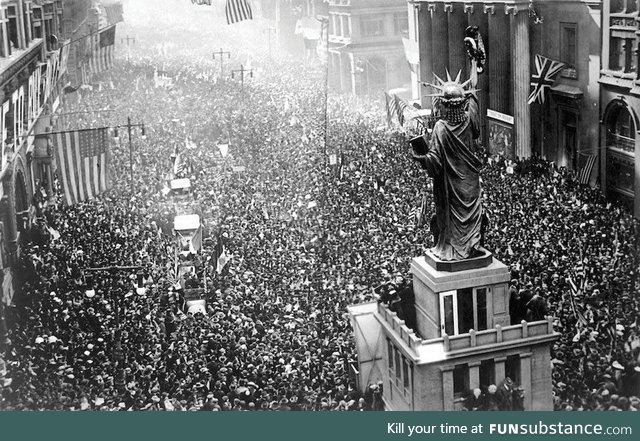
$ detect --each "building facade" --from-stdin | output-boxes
[408,0,600,171]
[328,0,411,96]
[0,0,66,282]
[258,0,328,59]
[599,0,640,217]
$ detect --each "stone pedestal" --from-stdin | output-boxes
[410,253,511,340]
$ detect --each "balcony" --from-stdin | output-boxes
[377,301,557,364]
[0,38,44,86]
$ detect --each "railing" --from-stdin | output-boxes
[377,302,555,356]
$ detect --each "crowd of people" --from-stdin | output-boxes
[0,6,638,411]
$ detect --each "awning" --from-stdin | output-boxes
[550,84,583,99]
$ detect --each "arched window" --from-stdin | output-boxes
[606,104,636,154]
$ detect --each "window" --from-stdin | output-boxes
[611,0,637,13]
[440,290,457,336]
[479,359,495,389]
[6,3,21,53]
[453,364,469,396]
[560,23,577,78]
[23,2,31,45]
[505,355,521,385]
[0,9,8,57]
[394,13,408,36]
[31,5,43,40]
[360,16,384,38]
[402,357,410,389]
[606,104,636,153]
[458,287,474,334]
[439,287,490,336]
[609,37,636,73]
[339,15,350,38]
[475,288,488,331]
[332,15,341,37]
[387,339,394,371]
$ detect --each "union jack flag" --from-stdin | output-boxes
[528,54,565,104]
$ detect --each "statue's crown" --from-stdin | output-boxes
[423,70,478,108]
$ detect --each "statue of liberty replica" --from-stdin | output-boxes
[411,63,484,262]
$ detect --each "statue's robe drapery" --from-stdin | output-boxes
[417,97,482,260]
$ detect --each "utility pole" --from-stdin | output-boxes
[121,35,135,60]
[231,64,254,95]
[113,118,146,187]
[212,48,231,77]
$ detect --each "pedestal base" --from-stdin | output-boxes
[410,253,511,340]
[424,247,493,272]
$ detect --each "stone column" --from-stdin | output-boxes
[446,4,467,79]
[469,361,481,390]
[348,52,357,95]
[430,4,449,81]
[486,5,511,115]
[441,366,455,411]
[494,356,506,383]
[467,3,489,146]
[519,353,533,410]
[415,4,434,108]
[509,5,531,159]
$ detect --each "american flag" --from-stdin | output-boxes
[104,3,124,25]
[53,128,111,206]
[89,25,116,75]
[395,95,408,126]
[225,0,253,25]
[528,54,565,104]
[577,154,597,186]
[384,92,398,126]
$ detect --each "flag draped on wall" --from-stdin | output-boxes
[53,128,111,206]
[226,0,253,25]
[528,54,565,104]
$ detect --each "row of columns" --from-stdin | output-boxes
[441,353,533,410]
[412,2,531,158]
